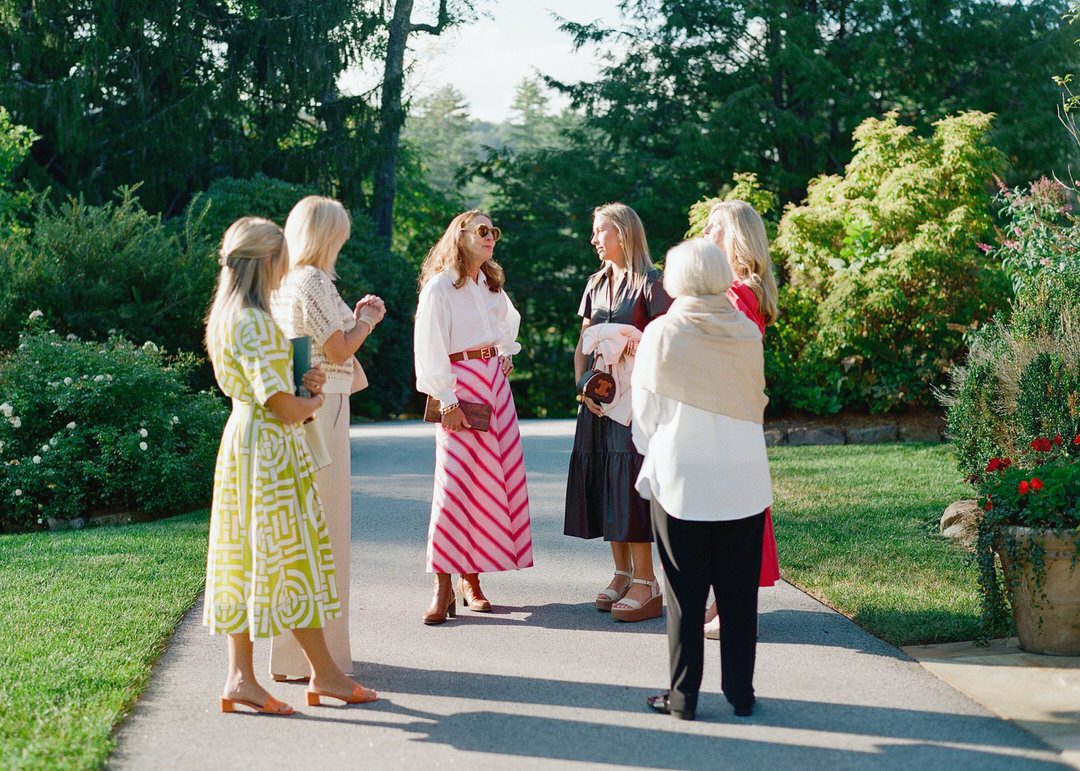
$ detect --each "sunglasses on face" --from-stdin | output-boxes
[463,223,502,242]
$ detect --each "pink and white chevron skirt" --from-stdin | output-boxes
[426,357,534,574]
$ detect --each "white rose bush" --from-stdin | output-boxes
[0,318,227,529]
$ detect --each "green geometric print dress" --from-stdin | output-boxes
[203,308,341,639]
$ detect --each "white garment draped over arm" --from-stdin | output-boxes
[413,271,523,406]
[581,323,641,426]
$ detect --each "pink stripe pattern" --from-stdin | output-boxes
[426,358,533,573]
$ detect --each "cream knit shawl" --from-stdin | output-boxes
[633,294,768,424]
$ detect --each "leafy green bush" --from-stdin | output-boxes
[0,187,216,356]
[771,111,1009,413]
[0,106,37,236]
[943,271,1080,481]
[0,319,227,530]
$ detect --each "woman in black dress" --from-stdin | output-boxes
[564,202,672,622]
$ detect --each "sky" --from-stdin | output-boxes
[341,0,625,124]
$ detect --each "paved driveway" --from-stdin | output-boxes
[111,420,1067,770]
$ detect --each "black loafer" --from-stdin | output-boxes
[646,692,695,721]
[733,701,755,717]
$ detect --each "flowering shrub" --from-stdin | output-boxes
[983,176,1080,294]
[0,317,227,530]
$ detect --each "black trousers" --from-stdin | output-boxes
[651,499,764,714]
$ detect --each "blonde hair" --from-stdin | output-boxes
[663,239,734,298]
[284,195,350,278]
[590,202,655,291]
[418,210,505,292]
[204,217,288,358]
[708,200,779,325]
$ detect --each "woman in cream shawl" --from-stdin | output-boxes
[631,238,772,721]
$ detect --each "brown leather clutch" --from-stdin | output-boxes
[423,396,492,432]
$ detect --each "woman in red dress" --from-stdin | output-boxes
[701,200,780,637]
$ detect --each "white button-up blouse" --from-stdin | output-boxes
[413,269,522,406]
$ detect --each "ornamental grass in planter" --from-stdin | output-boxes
[943,264,1080,652]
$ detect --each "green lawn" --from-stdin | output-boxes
[769,443,979,646]
[0,511,208,771]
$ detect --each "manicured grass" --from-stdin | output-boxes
[769,443,979,647]
[0,511,208,770]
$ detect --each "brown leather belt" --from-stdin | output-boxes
[448,346,498,362]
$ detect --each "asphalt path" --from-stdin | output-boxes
[111,420,1067,770]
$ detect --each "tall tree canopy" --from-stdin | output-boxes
[556,0,1077,209]
[0,2,389,213]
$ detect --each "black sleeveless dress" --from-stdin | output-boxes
[563,267,672,542]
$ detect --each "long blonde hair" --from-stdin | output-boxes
[418,210,505,292]
[204,217,288,358]
[708,200,779,325]
[590,202,655,291]
[285,195,351,279]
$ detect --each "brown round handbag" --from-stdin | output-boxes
[576,369,617,404]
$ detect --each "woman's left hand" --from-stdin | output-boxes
[623,339,637,359]
[499,355,514,375]
[301,367,326,396]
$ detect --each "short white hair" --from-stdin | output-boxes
[663,238,733,297]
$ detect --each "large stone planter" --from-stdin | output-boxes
[997,526,1080,656]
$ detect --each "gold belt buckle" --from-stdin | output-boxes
[481,347,494,360]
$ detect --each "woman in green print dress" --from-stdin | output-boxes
[203,217,377,714]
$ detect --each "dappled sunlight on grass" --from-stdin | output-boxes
[769,444,979,646]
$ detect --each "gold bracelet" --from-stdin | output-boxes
[439,402,459,416]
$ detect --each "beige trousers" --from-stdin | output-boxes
[269,393,353,676]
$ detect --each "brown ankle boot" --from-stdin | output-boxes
[458,573,492,612]
[422,573,456,625]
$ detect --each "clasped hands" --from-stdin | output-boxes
[354,294,386,330]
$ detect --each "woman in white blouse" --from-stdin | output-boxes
[413,210,533,625]
[631,238,772,721]
[268,196,385,679]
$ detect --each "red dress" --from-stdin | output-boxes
[727,282,780,587]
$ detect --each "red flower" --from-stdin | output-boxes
[1031,438,1053,452]
[984,457,1013,473]
[1030,477,1044,491]
[1073,434,1080,445]
[984,497,993,511]
[1053,434,1062,446]
[1018,480,1030,495]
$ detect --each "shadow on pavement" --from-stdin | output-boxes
[335,663,1057,754]
[271,698,1066,770]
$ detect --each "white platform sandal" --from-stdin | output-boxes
[611,578,662,622]
[595,569,633,611]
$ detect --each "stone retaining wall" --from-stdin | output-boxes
[764,421,943,447]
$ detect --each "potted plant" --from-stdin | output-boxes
[942,181,1080,652]
[975,441,1080,654]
